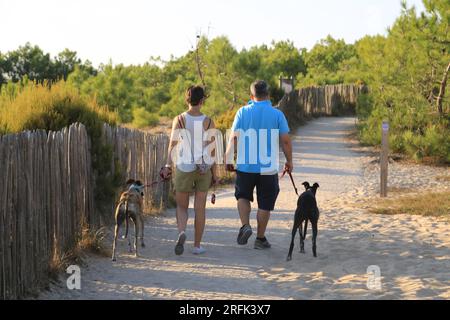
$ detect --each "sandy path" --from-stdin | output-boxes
[41,117,450,300]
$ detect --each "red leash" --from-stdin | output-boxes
[228,165,299,196]
[144,167,171,189]
[227,165,299,196]
[280,169,299,196]
[144,180,166,188]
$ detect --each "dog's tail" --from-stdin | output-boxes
[124,200,130,239]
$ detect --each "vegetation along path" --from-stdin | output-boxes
[41,117,450,300]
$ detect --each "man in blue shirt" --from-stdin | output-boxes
[226,80,293,250]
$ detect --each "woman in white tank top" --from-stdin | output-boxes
[162,86,218,256]
[176,112,207,173]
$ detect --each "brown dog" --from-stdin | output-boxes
[112,179,145,262]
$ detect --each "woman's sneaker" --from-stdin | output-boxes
[175,232,186,256]
[254,237,271,250]
[192,247,206,255]
[237,224,253,245]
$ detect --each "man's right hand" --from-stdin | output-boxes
[284,161,294,174]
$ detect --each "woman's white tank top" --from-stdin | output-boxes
[176,112,207,173]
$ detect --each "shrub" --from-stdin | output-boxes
[357,91,450,164]
[356,93,373,120]
[0,81,121,215]
[131,107,159,129]
[0,81,116,132]
[215,108,238,132]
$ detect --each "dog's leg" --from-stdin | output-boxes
[287,210,301,261]
[287,223,299,261]
[123,201,133,253]
[140,215,145,248]
[127,218,132,253]
[133,217,139,257]
[112,223,119,262]
[312,220,318,258]
[112,204,123,262]
[300,219,307,254]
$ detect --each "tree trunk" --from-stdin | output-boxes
[437,61,450,115]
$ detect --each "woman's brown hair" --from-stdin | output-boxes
[185,85,206,106]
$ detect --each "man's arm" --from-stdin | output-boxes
[225,132,238,171]
[225,109,241,171]
[280,133,293,173]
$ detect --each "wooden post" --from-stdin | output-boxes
[380,121,389,197]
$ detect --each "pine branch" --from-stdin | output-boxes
[436,61,450,115]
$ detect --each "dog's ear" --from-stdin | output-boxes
[302,182,310,190]
[313,183,320,189]
[126,179,135,185]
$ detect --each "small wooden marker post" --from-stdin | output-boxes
[380,121,389,197]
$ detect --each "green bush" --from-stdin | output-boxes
[132,107,159,129]
[357,92,450,164]
[0,81,121,215]
[356,93,374,120]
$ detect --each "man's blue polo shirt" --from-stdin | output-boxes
[231,100,290,174]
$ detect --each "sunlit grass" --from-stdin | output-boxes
[0,81,117,134]
[369,191,450,218]
[436,175,450,183]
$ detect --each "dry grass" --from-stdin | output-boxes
[387,186,415,193]
[78,226,110,257]
[436,175,450,183]
[0,81,117,134]
[134,117,173,135]
[369,191,450,218]
[47,226,110,282]
[47,250,85,282]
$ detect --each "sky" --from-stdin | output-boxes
[0,0,426,67]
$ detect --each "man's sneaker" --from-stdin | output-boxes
[192,247,206,255]
[175,232,186,256]
[254,237,271,250]
[237,225,253,245]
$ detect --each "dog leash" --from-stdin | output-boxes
[144,179,166,188]
[143,167,171,189]
[280,169,299,196]
[228,165,299,196]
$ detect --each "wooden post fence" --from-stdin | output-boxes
[380,121,389,198]
[102,124,170,215]
[1,123,170,299]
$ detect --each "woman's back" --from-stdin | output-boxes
[176,112,209,173]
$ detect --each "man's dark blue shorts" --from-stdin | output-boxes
[234,171,280,211]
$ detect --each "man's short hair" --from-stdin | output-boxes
[250,80,269,99]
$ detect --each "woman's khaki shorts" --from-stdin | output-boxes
[174,168,212,193]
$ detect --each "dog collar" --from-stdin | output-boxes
[129,184,145,193]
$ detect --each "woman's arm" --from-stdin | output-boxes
[205,117,218,184]
[210,119,218,180]
[162,117,180,178]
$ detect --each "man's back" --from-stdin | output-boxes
[232,99,290,174]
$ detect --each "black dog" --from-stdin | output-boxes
[287,182,320,261]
